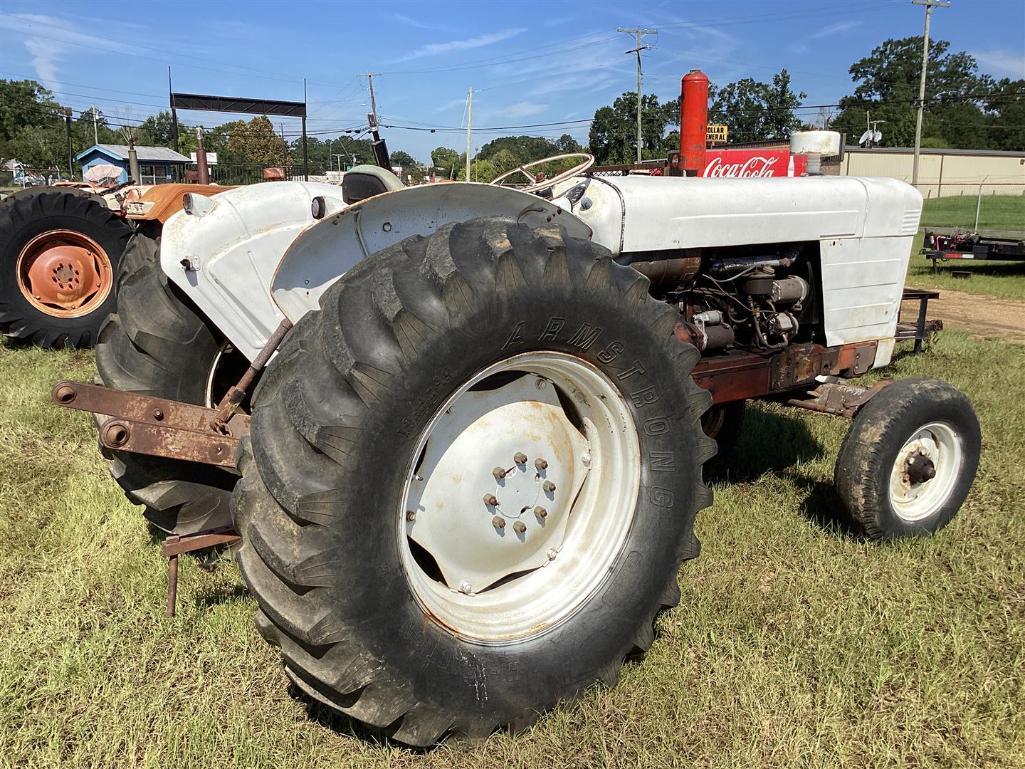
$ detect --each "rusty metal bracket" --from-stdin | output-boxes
[212,318,292,432]
[786,379,892,419]
[51,381,248,468]
[161,528,242,616]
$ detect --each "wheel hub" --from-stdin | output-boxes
[406,373,588,594]
[889,422,963,522]
[905,451,936,484]
[16,230,112,317]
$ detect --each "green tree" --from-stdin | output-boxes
[709,69,806,143]
[431,146,461,178]
[0,80,58,148]
[456,157,496,182]
[984,78,1025,151]
[478,135,559,163]
[831,37,993,148]
[587,92,677,164]
[226,115,288,165]
[556,133,583,153]
[389,149,426,183]
[489,148,522,176]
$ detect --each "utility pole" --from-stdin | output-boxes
[64,108,74,178]
[618,27,656,164]
[465,87,473,181]
[302,78,309,181]
[911,0,950,188]
[366,73,390,168]
[90,106,99,145]
[195,126,209,185]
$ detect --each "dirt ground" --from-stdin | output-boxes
[902,289,1025,343]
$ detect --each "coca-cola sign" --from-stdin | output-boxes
[701,148,806,178]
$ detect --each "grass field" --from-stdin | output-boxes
[919,193,1025,232]
[905,195,1025,301]
[1,331,1023,768]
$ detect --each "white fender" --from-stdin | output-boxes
[270,182,591,323]
[160,181,348,361]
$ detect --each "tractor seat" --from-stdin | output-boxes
[342,165,404,204]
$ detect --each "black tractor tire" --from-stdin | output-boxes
[95,234,238,535]
[701,400,746,456]
[0,188,131,347]
[835,377,981,540]
[234,217,716,745]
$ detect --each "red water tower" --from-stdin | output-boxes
[679,69,709,176]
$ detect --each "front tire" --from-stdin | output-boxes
[835,378,981,540]
[235,217,715,744]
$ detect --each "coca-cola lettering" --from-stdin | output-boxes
[700,148,807,178]
[704,155,779,178]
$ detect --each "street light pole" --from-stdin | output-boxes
[911,0,950,188]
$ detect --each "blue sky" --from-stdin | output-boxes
[1,0,1022,161]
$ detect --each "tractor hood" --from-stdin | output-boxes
[553,175,922,255]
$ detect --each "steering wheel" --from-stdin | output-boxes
[490,153,595,194]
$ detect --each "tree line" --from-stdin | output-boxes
[584,36,1022,165]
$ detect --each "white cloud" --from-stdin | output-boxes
[395,28,526,62]
[974,49,1025,77]
[0,13,138,92]
[809,20,862,40]
[500,101,548,119]
[529,72,620,98]
[392,13,449,32]
[434,97,467,113]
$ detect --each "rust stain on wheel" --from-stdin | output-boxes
[16,229,114,318]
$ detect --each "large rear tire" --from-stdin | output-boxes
[235,217,715,745]
[0,188,131,347]
[95,234,240,535]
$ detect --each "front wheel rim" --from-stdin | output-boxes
[399,351,641,645]
[888,421,963,522]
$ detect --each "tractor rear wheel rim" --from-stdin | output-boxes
[888,421,963,522]
[16,230,113,318]
[400,351,641,644]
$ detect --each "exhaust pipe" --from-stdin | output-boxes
[679,70,709,177]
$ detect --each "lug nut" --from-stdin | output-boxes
[483,494,499,507]
[152,408,164,421]
[492,466,508,480]
[459,582,473,594]
[513,521,527,535]
[547,548,558,561]
[534,506,548,520]
[405,509,417,522]
[535,458,549,471]
[543,480,557,493]
[514,452,528,465]
[492,515,506,529]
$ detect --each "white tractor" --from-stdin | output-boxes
[54,154,980,745]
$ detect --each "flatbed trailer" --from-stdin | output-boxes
[922,226,1025,272]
